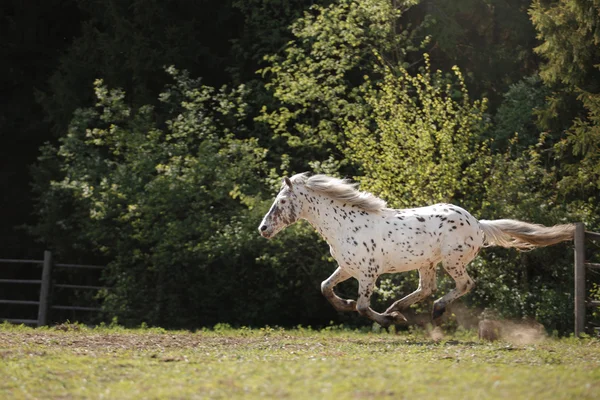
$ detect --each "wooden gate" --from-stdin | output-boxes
[0,251,105,326]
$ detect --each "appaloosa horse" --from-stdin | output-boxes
[258,173,574,327]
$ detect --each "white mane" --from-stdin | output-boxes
[290,173,387,212]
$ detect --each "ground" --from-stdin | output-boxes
[1,323,599,399]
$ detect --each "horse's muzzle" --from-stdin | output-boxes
[258,225,272,239]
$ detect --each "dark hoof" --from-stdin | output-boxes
[432,303,446,324]
[391,311,407,322]
[331,298,356,312]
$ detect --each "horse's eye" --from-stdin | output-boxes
[281,199,287,204]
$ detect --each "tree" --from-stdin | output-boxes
[229,0,335,84]
[530,0,600,208]
[530,1,600,330]
[489,75,550,151]
[530,0,600,90]
[40,0,240,136]
[258,0,426,175]
[32,69,271,327]
[404,0,539,109]
[344,54,491,210]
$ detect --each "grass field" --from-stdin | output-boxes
[1,322,599,399]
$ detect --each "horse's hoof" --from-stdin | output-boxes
[345,299,357,307]
[343,299,357,311]
[390,311,407,322]
[432,303,446,326]
[381,311,407,327]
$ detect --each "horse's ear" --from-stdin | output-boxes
[284,177,293,190]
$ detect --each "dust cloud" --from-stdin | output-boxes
[421,302,547,344]
[478,318,547,344]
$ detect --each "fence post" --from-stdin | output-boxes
[574,223,586,337]
[37,250,53,326]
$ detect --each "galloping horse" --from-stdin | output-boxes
[258,173,575,327]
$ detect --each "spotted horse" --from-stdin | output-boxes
[258,173,575,327]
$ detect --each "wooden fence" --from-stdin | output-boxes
[574,223,600,336]
[0,251,105,326]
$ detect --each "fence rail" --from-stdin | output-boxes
[0,299,40,305]
[0,251,105,326]
[574,223,600,337]
[0,259,43,264]
[54,263,105,269]
[0,279,42,284]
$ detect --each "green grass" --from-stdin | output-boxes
[1,322,599,399]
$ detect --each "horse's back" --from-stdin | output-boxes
[380,204,483,272]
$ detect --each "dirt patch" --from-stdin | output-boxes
[0,329,256,353]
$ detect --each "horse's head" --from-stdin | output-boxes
[258,176,302,239]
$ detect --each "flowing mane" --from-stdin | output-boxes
[290,173,387,212]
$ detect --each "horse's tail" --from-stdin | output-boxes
[478,219,575,251]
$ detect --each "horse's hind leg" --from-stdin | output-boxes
[356,276,407,327]
[321,267,356,312]
[432,255,475,325]
[385,263,437,314]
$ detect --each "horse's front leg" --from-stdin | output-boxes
[321,267,356,312]
[356,275,407,327]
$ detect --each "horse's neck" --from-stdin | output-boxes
[300,191,361,245]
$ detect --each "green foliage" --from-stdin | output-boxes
[530,0,600,90]
[33,68,271,327]
[555,93,600,210]
[229,0,335,83]
[530,0,600,210]
[258,0,426,174]
[257,1,497,321]
[451,0,600,334]
[345,54,490,210]
[32,65,356,328]
[490,75,551,150]
[526,0,600,332]
[251,0,597,333]
[481,135,571,223]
